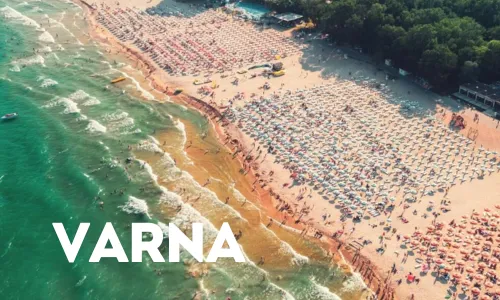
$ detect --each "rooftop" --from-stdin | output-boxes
[274,12,303,22]
[460,82,500,101]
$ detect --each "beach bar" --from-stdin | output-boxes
[457,82,500,111]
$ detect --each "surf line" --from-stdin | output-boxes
[52,222,245,263]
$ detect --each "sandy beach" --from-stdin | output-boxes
[76,1,500,299]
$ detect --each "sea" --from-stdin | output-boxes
[0,1,368,299]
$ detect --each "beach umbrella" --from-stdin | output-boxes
[471,288,481,295]
[461,280,471,286]
[474,274,485,281]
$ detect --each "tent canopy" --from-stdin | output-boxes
[274,12,303,22]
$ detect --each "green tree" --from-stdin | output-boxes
[419,45,458,86]
[459,61,480,83]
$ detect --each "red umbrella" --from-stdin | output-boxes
[478,262,487,268]
[456,260,466,266]
[471,287,481,294]
[485,281,494,288]
[466,267,475,273]
[480,295,491,300]
[462,280,471,286]
[452,273,462,279]
[435,258,444,264]
[474,274,485,281]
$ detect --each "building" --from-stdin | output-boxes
[273,12,303,26]
[458,82,500,111]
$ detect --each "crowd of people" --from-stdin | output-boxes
[224,81,499,222]
[95,6,302,76]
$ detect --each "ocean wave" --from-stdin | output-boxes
[67,90,101,106]
[136,159,158,182]
[42,97,79,114]
[38,46,52,53]
[340,272,367,293]
[260,224,309,266]
[0,6,40,27]
[85,119,107,133]
[11,54,45,68]
[76,114,88,121]
[38,31,55,43]
[120,196,151,218]
[9,65,21,72]
[136,139,163,154]
[309,278,342,300]
[81,98,101,106]
[159,188,218,242]
[39,78,58,88]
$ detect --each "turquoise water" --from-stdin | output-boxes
[235,2,270,19]
[0,1,367,299]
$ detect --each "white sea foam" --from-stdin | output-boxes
[11,55,45,68]
[159,188,218,242]
[267,283,296,300]
[309,277,342,300]
[39,78,58,88]
[9,65,21,72]
[76,114,88,121]
[102,111,135,132]
[260,224,309,265]
[340,272,367,293]
[67,90,101,106]
[38,31,55,43]
[136,139,163,154]
[0,6,40,27]
[81,98,100,106]
[85,120,107,133]
[136,159,158,182]
[38,46,52,53]
[120,196,151,218]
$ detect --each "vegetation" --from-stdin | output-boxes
[258,0,500,89]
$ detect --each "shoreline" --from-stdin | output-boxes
[75,1,403,299]
[76,2,500,300]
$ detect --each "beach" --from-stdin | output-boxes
[1,0,499,299]
[80,1,500,299]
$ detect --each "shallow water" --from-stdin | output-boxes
[0,1,367,299]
